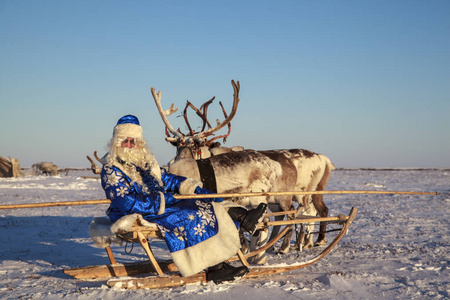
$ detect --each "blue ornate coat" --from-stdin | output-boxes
[101,163,240,276]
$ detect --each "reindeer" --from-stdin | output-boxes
[261,149,334,252]
[151,80,334,260]
[32,162,59,176]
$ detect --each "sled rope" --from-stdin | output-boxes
[125,241,134,254]
[0,190,438,210]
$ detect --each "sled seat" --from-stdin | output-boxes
[114,222,166,275]
[86,214,249,278]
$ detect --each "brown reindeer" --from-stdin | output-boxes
[151,80,334,260]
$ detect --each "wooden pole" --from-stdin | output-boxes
[0,199,111,210]
[174,190,438,200]
[0,190,437,210]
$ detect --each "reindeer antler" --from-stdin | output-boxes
[183,97,215,136]
[199,97,215,131]
[151,87,189,144]
[86,153,101,174]
[151,80,240,147]
[196,80,240,140]
[207,100,232,145]
[94,151,102,163]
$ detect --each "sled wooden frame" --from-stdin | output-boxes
[63,207,357,289]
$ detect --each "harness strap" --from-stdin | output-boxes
[195,158,218,193]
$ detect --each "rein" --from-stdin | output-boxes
[195,158,218,193]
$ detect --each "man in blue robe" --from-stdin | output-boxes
[101,115,266,283]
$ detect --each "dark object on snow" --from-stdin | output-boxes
[206,262,249,284]
[0,155,22,178]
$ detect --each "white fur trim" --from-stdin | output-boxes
[89,217,123,248]
[157,191,165,215]
[89,214,158,248]
[113,123,143,139]
[170,202,241,277]
[110,214,156,233]
[179,178,203,195]
[220,200,246,210]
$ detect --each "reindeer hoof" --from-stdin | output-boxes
[277,247,290,254]
[314,239,327,247]
[249,255,267,265]
[303,243,314,250]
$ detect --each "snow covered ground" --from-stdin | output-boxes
[0,169,448,299]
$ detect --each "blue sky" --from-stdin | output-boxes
[1,1,449,168]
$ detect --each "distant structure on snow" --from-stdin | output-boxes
[0,155,23,178]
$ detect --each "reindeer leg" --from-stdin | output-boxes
[313,194,329,246]
[313,162,332,246]
[267,215,285,253]
[248,223,269,265]
[267,203,282,253]
[278,225,293,254]
[239,229,249,254]
[294,224,305,252]
[274,200,296,254]
[303,223,315,249]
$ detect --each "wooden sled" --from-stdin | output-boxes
[64,207,357,289]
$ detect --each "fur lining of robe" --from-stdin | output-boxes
[170,201,240,277]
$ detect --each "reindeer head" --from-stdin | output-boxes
[151,80,240,159]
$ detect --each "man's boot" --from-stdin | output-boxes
[228,203,268,235]
[206,262,249,284]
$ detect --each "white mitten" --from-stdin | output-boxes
[179,178,203,195]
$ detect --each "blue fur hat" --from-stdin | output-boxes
[113,115,143,139]
[116,114,140,126]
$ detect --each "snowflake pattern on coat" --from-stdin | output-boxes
[101,163,221,253]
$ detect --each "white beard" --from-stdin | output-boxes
[116,147,146,168]
[111,146,162,188]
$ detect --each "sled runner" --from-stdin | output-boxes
[63,207,357,289]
